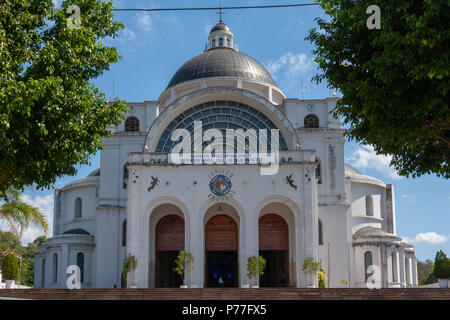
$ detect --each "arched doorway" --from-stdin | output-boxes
[259,214,289,287]
[155,214,184,287]
[205,214,238,287]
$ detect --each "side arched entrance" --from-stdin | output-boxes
[155,214,185,287]
[259,214,289,287]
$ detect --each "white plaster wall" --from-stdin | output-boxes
[61,185,97,235]
[350,182,386,233]
[353,245,381,288]
[95,207,123,288]
[126,162,317,288]
[318,206,352,287]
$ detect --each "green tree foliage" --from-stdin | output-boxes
[173,250,194,286]
[20,236,47,286]
[2,253,20,280]
[0,0,127,198]
[0,190,49,238]
[433,250,450,279]
[121,254,137,287]
[247,256,266,285]
[0,231,47,286]
[417,259,436,285]
[302,257,321,273]
[0,230,21,253]
[307,0,449,178]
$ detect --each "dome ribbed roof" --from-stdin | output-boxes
[210,22,232,34]
[166,48,276,89]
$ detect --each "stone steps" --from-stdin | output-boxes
[1,288,449,300]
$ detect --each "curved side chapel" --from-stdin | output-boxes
[35,21,418,289]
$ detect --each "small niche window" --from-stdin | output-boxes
[315,158,322,184]
[212,39,216,47]
[123,166,128,189]
[122,219,127,247]
[304,114,319,128]
[52,253,58,283]
[77,253,85,283]
[219,37,224,46]
[74,197,82,219]
[125,116,139,132]
[318,219,323,245]
[366,195,374,216]
[364,251,373,282]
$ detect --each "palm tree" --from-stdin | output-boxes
[0,190,49,239]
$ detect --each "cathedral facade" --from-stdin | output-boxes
[34,21,418,289]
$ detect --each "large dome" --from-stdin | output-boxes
[166,48,276,89]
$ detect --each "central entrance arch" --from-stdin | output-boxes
[259,214,289,287]
[155,214,184,287]
[205,213,238,287]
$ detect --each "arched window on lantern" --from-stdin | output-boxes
[219,37,224,46]
[304,114,319,128]
[125,116,139,132]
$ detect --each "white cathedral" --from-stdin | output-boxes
[34,21,418,289]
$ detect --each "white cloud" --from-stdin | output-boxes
[401,236,415,244]
[349,144,401,180]
[136,12,152,32]
[118,28,136,43]
[20,194,54,244]
[415,232,448,244]
[267,52,315,78]
[399,194,416,204]
[401,232,449,245]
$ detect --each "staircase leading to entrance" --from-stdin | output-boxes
[0,288,449,300]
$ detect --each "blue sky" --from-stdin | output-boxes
[18,0,449,262]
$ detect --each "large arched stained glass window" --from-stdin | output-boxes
[155,101,288,153]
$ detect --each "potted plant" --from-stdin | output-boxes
[318,269,327,288]
[247,256,266,288]
[122,254,137,288]
[2,253,19,289]
[303,257,321,288]
[433,250,450,288]
[173,250,194,288]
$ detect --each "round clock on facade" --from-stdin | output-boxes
[209,175,232,196]
[306,103,315,112]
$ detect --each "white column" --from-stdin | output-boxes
[392,251,400,283]
[187,207,203,288]
[243,205,257,287]
[61,244,70,288]
[399,249,406,287]
[299,164,317,287]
